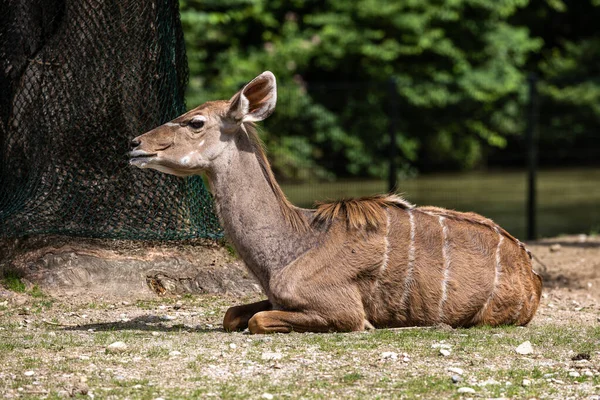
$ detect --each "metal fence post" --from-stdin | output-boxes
[526,73,539,240]
[387,77,398,193]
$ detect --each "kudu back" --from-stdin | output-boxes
[130,71,543,333]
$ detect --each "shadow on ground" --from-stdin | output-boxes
[63,314,224,333]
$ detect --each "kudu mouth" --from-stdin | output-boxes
[129,149,158,168]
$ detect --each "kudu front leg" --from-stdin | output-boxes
[223,300,272,331]
[248,310,364,334]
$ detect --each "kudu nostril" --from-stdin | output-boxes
[130,138,141,149]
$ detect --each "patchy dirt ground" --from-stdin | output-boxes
[0,235,599,399]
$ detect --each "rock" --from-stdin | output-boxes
[106,341,128,353]
[457,387,475,394]
[571,352,590,361]
[169,350,181,357]
[583,370,594,377]
[151,332,160,337]
[549,244,561,252]
[522,379,531,386]
[262,393,274,399]
[569,371,581,378]
[381,351,398,360]
[229,343,237,349]
[24,371,35,377]
[261,352,283,361]
[440,349,451,357]
[515,341,533,355]
[448,367,464,375]
[452,375,462,383]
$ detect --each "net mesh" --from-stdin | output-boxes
[0,0,222,240]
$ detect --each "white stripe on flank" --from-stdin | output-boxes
[399,210,416,310]
[480,228,503,317]
[380,210,391,272]
[438,216,450,323]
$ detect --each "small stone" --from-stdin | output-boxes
[261,352,283,361]
[569,371,581,378]
[479,378,501,386]
[106,341,128,353]
[583,370,593,377]
[522,379,531,386]
[549,244,561,252]
[452,375,462,383]
[448,367,464,375]
[48,332,56,337]
[121,301,131,306]
[161,315,175,321]
[515,341,533,355]
[151,332,160,337]
[577,234,587,243]
[24,371,35,377]
[571,352,590,361]
[381,351,398,360]
[457,387,475,394]
[229,343,237,349]
[262,393,274,399]
[169,350,181,357]
[440,349,451,357]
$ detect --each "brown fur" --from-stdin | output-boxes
[313,194,413,230]
[130,71,543,334]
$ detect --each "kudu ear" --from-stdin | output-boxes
[227,71,277,123]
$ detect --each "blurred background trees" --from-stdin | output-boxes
[179,0,599,181]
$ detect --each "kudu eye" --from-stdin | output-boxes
[188,116,205,130]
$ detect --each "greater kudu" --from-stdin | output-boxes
[130,71,543,333]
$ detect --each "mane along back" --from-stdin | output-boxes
[313,194,414,230]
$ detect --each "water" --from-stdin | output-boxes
[281,168,600,240]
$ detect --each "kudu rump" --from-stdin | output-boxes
[130,72,542,334]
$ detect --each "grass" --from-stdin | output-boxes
[1,292,598,400]
[2,271,26,292]
[281,167,600,239]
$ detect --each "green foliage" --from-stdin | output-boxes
[513,0,600,166]
[2,271,25,292]
[180,0,597,179]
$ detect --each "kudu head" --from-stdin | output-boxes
[129,71,277,176]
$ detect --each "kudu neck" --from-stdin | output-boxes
[205,129,312,294]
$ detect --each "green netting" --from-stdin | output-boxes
[0,0,222,240]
